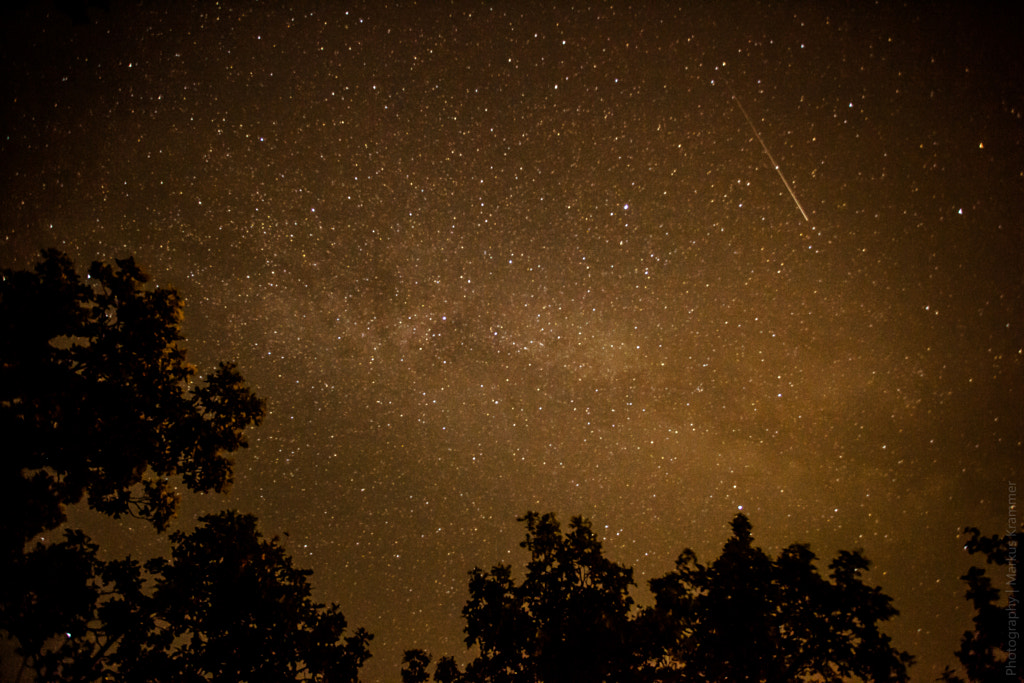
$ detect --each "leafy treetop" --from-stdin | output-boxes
[404,512,913,683]
[0,249,264,558]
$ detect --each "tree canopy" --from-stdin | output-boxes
[404,512,913,683]
[149,511,371,682]
[1,251,370,682]
[642,513,913,682]
[940,525,1020,682]
[6,512,372,682]
[461,512,638,683]
[1,249,264,558]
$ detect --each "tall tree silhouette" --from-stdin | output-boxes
[0,249,264,558]
[1,251,370,681]
[460,512,638,683]
[940,525,1020,682]
[1,528,155,682]
[411,511,913,683]
[145,511,371,683]
[5,513,371,682]
[642,513,913,682]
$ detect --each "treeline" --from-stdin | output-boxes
[400,513,1016,683]
[403,511,913,682]
[0,252,1016,682]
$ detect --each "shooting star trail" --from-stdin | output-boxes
[720,77,809,223]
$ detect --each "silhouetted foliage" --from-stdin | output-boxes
[400,512,637,683]
[6,513,371,682]
[402,649,433,683]
[462,512,638,683]
[0,251,370,681]
[0,250,264,558]
[641,513,913,682]
[402,649,465,683]
[144,511,372,682]
[3,528,140,681]
[940,525,1020,682]
[414,511,912,683]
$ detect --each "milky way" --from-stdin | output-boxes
[2,3,1021,680]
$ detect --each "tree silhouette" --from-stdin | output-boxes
[6,513,371,682]
[401,649,462,683]
[412,511,913,683]
[0,250,264,559]
[448,512,638,683]
[940,525,1020,682]
[642,513,913,682]
[402,649,433,683]
[2,528,152,682]
[145,511,372,683]
[0,251,370,681]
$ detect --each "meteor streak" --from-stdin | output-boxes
[720,77,809,223]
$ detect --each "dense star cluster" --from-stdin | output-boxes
[2,2,1021,680]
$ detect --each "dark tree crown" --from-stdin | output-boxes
[1,250,265,556]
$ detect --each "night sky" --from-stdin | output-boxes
[2,2,1022,680]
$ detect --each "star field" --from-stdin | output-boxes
[2,3,1021,681]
